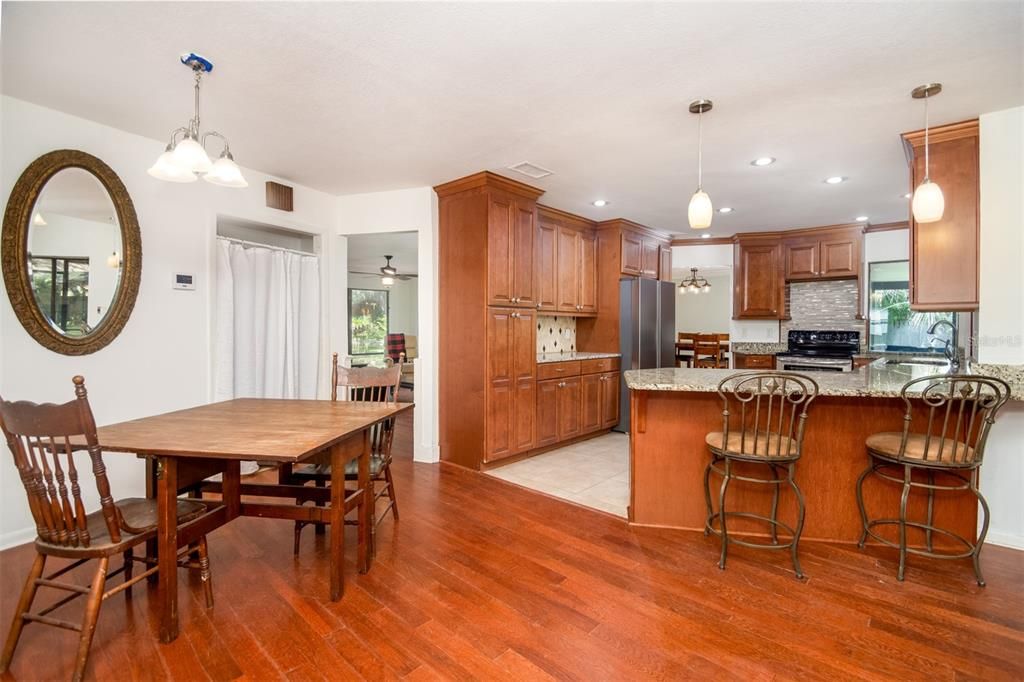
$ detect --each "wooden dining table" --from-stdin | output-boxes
[86,398,412,643]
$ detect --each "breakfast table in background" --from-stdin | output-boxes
[86,398,412,643]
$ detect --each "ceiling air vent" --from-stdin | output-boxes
[507,162,554,179]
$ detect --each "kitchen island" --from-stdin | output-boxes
[623,360,1022,545]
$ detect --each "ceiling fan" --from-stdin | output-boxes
[351,255,417,285]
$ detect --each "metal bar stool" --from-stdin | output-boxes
[856,374,1010,585]
[703,371,819,579]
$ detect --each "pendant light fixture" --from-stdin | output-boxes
[687,99,714,230]
[678,268,711,295]
[910,83,944,223]
[148,53,248,188]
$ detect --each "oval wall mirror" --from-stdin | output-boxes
[2,150,142,355]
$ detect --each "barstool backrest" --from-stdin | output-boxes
[716,372,819,458]
[896,374,1010,466]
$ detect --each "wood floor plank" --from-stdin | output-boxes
[2,401,1022,680]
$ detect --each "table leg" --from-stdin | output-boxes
[329,442,345,601]
[145,458,159,584]
[358,429,371,574]
[223,460,241,520]
[156,456,179,643]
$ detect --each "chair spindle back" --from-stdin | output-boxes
[694,334,722,367]
[330,353,403,458]
[716,372,819,458]
[0,376,120,547]
[897,374,1010,466]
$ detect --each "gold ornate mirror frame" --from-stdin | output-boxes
[2,150,142,355]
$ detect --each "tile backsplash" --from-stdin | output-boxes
[781,280,866,349]
[536,315,576,354]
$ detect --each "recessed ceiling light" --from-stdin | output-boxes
[750,157,776,167]
[592,199,608,207]
[903,192,912,199]
[717,207,733,214]
[824,176,847,184]
[701,233,711,239]
[855,215,869,222]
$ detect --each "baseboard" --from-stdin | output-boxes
[0,527,36,552]
[985,530,1024,551]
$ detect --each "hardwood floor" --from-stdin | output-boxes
[2,403,1023,681]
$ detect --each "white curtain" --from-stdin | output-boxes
[214,239,321,402]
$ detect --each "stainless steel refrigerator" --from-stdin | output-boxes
[614,278,676,433]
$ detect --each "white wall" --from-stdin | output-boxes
[977,106,1024,550]
[0,96,339,548]
[675,272,731,333]
[336,188,439,464]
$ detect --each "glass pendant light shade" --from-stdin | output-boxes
[912,179,945,223]
[170,136,213,174]
[148,148,199,183]
[688,190,713,229]
[106,251,121,268]
[204,153,248,188]
[33,213,47,226]
[381,276,395,287]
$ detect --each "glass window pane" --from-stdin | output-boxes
[868,260,951,352]
[348,288,389,356]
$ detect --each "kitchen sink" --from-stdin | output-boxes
[884,358,950,367]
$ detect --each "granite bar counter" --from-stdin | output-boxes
[537,351,620,363]
[621,359,1021,545]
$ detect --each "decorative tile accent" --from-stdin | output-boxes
[781,280,867,350]
[536,315,576,354]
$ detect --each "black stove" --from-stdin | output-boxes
[776,330,859,372]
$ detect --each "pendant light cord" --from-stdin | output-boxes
[697,107,703,190]
[923,93,930,182]
[191,70,203,139]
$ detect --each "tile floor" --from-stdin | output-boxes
[485,432,630,517]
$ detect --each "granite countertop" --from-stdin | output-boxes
[729,342,787,354]
[537,351,621,364]
[624,358,1024,401]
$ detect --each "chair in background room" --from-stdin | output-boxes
[289,353,403,554]
[856,374,1011,585]
[703,371,819,578]
[0,376,214,682]
[693,333,724,368]
[717,332,731,367]
[677,332,695,367]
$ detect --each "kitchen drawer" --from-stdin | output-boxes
[580,357,620,375]
[537,361,581,381]
[736,353,776,369]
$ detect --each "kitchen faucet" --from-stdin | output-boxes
[928,318,960,371]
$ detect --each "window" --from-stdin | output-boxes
[867,260,951,352]
[348,288,389,356]
[30,256,90,335]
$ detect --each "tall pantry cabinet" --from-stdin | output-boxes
[436,172,544,468]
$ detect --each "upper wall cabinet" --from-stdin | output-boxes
[537,206,598,316]
[487,193,537,308]
[734,237,785,319]
[612,221,668,280]
[658,246,673,282]
[783,224,862,281]
[902,119,979,312]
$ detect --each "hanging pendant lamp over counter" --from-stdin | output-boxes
[910,83,944,223]
[148,53,248,188]
[688,99,713,230]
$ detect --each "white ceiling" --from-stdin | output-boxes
[347,231,418,276]
[3,2,1021,236]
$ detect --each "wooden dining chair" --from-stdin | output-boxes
[289,353,403,554]
[693,334,723,368]
[717,333,731,366]
[677,332,696,368]
[0,376,214,682]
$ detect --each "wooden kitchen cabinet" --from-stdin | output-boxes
[535,380,559,447]
[734,238,785,319]
[784,225,861,281]
[600,372,620,429]
[484,307,536,462]
[536,222,558,312]
[581,373,603,433]
[487,194,536,308]
[556,376,582,441]
[659,246,673,282]
[579,231,598,314]
[620,231,643,276]
[733,353,776,370]
[641,240,660,279]
[902,119,979,311]
[556,226,579,312]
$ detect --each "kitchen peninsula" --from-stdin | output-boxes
[624,361,1023,544]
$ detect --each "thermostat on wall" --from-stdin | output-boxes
[172,273,196,290]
